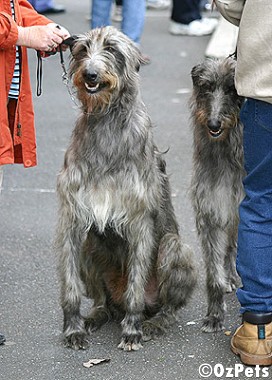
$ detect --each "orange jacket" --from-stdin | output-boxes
[0,0,51,167]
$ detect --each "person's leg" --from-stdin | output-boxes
[237,98,272,313]
[29,0,65,14]
[121,0,145,44]
[91,0,113,29]
[171,0,201,24]
[169,0,217,36]
[27,0,36,7]
[30,0,54,12]
[231,98,272,366]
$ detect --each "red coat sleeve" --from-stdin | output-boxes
[19,0,53,27]
[0,0,54,48]
[0,12,18,47]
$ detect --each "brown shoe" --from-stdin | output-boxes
[231,321,272,366]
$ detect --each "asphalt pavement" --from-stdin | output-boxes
[1,2,266,380]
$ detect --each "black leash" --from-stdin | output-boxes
[36,49,58,97]
[36,35,78,106]
[36,50,43,96]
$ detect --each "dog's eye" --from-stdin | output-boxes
[200,82,215,92]
[104,46,115,54]
[74,45,88,59]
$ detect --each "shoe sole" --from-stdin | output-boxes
[231,343,272,366]
[169,30,213,36]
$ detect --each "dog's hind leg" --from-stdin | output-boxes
[83,272,111,333]
[56,215,89,350]
[200,225,229,332]
[142,233,197,340]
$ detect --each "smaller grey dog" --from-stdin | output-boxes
[55,26,196,351]
[190,57,245,332]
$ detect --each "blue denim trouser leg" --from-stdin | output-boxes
[91,0,112,29]
[28,0,54,12]
[121,0,145,44]
[91,0,145,44]
[237,98,272,313]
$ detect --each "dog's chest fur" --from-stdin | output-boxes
[192,128,244,227]
[83,171,157,233]
[62,113,162,235]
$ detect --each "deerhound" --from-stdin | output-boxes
[55,26,197,351]
[190,57,245,332]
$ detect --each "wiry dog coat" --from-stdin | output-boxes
[55,26,196,351]
[190,57,245,332]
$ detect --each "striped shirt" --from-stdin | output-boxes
[8,0,20,99]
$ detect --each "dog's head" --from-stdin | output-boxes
[66,26,146,113]
[190,57,244,141]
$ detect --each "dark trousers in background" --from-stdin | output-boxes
[171,0,201,24]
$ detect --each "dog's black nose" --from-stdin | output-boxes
[207,120,221,132]
[84,71,98,82]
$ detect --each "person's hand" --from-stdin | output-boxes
[17,23,70,52]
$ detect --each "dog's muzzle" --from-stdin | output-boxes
[207,120,223,138]
[83,70,107,94]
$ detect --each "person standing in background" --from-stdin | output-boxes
[215,0,272,367]
[0,0,69,344]
[91,0,146,46]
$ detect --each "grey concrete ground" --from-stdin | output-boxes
[1,2,269,380]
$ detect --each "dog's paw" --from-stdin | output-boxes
[201,316,224,333]
[117,334,143,351]
[142,320,164,341]
[84,308,110,333]
[63,331,90,350]
[84,317,102,333]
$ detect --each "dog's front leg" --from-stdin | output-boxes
[56,218,89,350]
[118,222,154,351]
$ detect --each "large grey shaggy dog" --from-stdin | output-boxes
[190,57,245,332]
[55,26,196,351]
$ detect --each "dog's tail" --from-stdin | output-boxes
[158,233,197,310]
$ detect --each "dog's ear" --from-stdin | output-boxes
[139,53,150,68]
[191,63,205,86]
[62,35,80,53]
[135,52,150,72]
[191,64,205,87]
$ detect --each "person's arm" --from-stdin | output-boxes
[0,12,18,47]
[18,0,69,50]
[0,1,69,51]
[214,0,246,26]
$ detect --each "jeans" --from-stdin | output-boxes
[237,98,272,314]
[27,0,54,12]
[171,0,201,24]
[91,0,146,44]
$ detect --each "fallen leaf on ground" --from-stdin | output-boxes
[83,358,110,368]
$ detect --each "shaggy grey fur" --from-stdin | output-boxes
[190,57,245,332]
[55,26,196,351]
